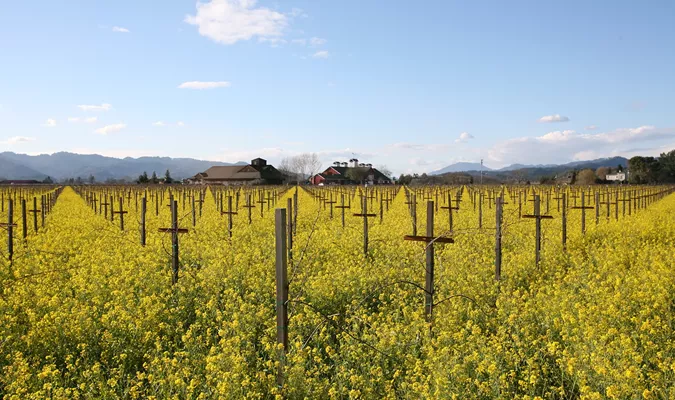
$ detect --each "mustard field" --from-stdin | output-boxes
[1,185,674,399]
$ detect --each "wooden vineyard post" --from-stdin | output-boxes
[403,201,454,322]
[109,195,115,222]
[354,195,377,255]
[337,193,350,228]
[495,196,502,281]
[441,193,459,233]
[571,191,593,234]
[141,197,147,246]
[534,196,541,265]
[411,194,418,236]
[221,196,237,238]
[29,197,40,233]
[522,195,553,266]
[244,195,254,225]
[274,208,289,389]
[191,195,197,227]
[41,195,46,227]
[562,193,567,251]
[1,200,16,261]
[478,193,483,229]
[158,200,188,285]
[287,198,293,261]
[326,194,336,219]
[113,197,128,231]
[595,192,600,225]
[257,195,266,218]
[21,199,27,240]
[424,201,434,320]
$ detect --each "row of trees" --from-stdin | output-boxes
[137,170,173,184]
[628,151,675,183]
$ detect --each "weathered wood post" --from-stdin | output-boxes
[221,196,236,238]
[191,195,197,227]
[30,197,39,233]
[41,195,45,227]
[362,195,369,255]
[495,196,502,281]
[21,199,27,240]
[595,191,600,225]
[274,208,289,389]
[141,197,147,246]
[411,194,417,236]
[244,195,253,225]
[293,189,298,235]
[118,197,126,230]
[403,201,454,322]
[522,195,553,266]
[170,200,179,284]
[534,195,541,265]
[424,201,434,321]
[341,193,346,227]
[562,193,567,251]
[287,198,293,261]
[1,200,15,261]
[478,192,483,229]
[110,195,115,222]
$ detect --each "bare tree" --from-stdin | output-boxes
[284,153,324,184]
[595,166,610,181]
[378,165,392,178]
[576,169,597,185]
[278,157,295,183]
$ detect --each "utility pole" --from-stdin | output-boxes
[480,158,484,185]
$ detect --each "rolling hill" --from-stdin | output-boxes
[0,152,245,182]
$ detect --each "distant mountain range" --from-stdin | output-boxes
[0,152,245,181]
[430,157,628,176]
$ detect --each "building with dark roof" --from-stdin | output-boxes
[311,159,392,185]
[188,158,283,185]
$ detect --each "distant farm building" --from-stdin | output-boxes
[606,172,627,182]
[188,158,283,185]
[311,159,392,185]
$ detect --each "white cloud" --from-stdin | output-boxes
[153,121,185,127]
[178,81,231,89]
[291,38,306,45]
[1,136,36,145]
[112,26,130,33]
[78,103,112,112]
[455,132,474,143]
[185,0,288,45]
[95,123,126,135]
[42,118,56,127]
[538,114,570,123]
[586,125,598,130]
[312,50,329,59]
[487,125,675,166]
[309,37,326,46]
[258,37,287,46]
[68,117,98,123]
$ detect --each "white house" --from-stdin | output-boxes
[606,172,626,182]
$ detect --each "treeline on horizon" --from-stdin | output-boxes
[6,150,674,186]
[398,150,675,185]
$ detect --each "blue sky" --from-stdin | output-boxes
[1,0,674,174]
